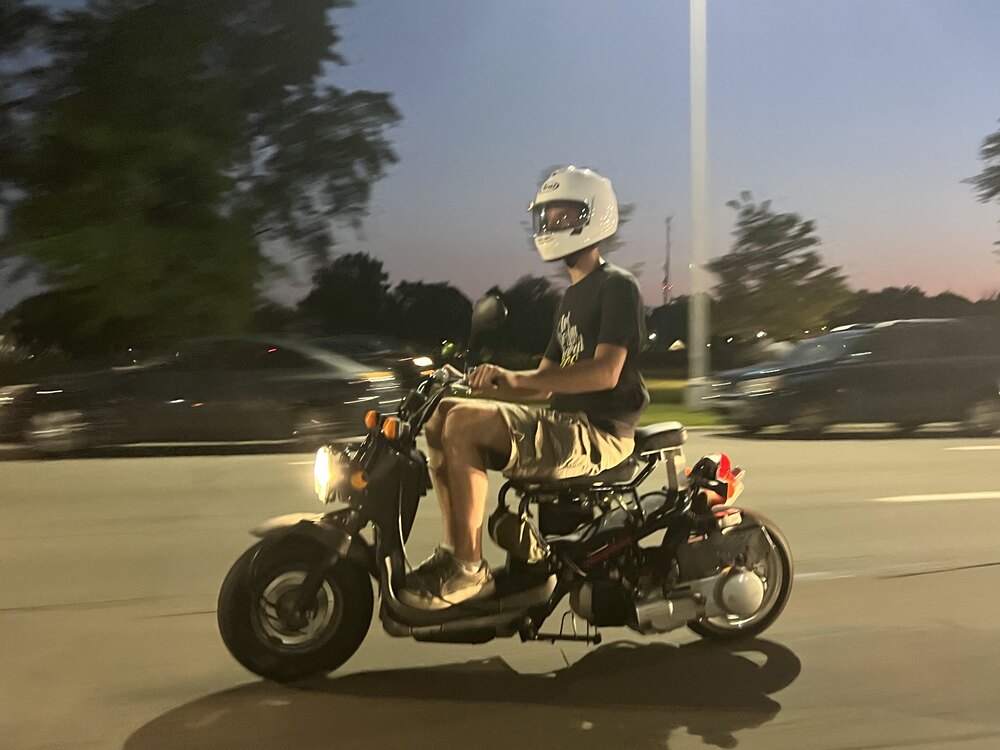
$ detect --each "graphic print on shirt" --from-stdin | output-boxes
[556,311,584,367]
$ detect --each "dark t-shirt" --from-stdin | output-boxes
[543,262,650,438]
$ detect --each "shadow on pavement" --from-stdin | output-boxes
[124,638,801,750]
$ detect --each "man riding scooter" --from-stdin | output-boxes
[401,166,650,610]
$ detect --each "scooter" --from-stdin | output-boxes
[217,295,793,682]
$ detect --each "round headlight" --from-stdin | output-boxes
[313,446,339,503]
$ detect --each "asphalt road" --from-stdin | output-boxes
[2,429,1000,750]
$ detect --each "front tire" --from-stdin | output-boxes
[25,409,95,456]
[218,541,373,682]
[687,510,793,640]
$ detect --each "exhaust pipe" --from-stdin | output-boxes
[630,567,765,634]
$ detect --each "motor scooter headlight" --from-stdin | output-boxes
[314,446,340,504]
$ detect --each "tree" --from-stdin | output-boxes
[492,275,561,355]
[297,252,390,335]
[968,120,1000,256]
[1,1,51,216]
[845,287,954,323]
[0,1,400,353]
[386,281,472,346]
[647,296,689,345]
[708,193,853,341]
[835,286,995,325]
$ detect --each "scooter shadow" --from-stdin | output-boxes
[124,638,801,750]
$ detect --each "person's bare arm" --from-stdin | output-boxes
[470,344,626,397]
[469,357,556,401]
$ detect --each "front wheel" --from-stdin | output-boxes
[687,510,793,640]
[218,541,373,682]
[25,409,94,455]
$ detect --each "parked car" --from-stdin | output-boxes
[310,334,436,389]
[0,336,403,454]
[705,318,1000,435]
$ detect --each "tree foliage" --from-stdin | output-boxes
[708,193,853,340]
[297,252,390,335]
[489,275,561,356]
[968,120,1000,255]
[836,286,999,325]
[386,281,472,346]
[0,1,400,353]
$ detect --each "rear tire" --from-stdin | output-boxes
[687,510,793,641]
[787,402,830,437]
[964,399,1000,437]
[218,541,373,682]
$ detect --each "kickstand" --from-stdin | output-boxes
[533,612,602,645]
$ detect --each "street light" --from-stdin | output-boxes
[685,0,710,409]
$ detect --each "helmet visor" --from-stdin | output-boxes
[531,200,591,236]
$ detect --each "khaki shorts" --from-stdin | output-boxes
[492,402,634,482]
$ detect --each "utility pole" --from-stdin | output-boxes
[662,216,673,305]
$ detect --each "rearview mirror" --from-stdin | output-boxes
[470,295,508,340]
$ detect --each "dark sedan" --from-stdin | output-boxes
[310,335,436,389]
[0,336,403,454]
[705,318,1000,435]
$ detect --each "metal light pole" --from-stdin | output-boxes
[686,0,711,408]
[663,216,673,305]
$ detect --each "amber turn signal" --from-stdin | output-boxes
[364,410,379,430]
[381,416,401,440]
[350,471,368,490]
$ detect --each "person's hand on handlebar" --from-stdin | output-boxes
[469,363,518,395]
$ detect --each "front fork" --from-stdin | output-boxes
[280,509,366,614]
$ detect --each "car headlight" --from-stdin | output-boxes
[737,376,783,396]
[412,356,434,368]
[0,383,35,405]
[313,446,340,504]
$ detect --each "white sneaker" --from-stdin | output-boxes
[399,557,495,610]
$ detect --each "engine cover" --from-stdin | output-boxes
[675,520,772,581]
[570,581,632,626]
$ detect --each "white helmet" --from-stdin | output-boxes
[529,166,618,261]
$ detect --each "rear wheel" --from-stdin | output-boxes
[732,422,764,437]
[964,399,1000,437]
[218,540,373,682]
[787,401,830,437]
[687,510,793,640]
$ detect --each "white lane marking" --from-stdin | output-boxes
[872,491,1000,503]
[795,572,852,581]
[946,445,1000,451]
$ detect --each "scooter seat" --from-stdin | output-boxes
[634,422,686,453]
[508,456,642,492]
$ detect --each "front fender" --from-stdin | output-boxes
[250,512,375,577]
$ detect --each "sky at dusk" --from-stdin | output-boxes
[302,0,1000,307]
[2,0,999,312]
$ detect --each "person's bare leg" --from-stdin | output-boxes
[440,403,512,563]
[423,397,461,548]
